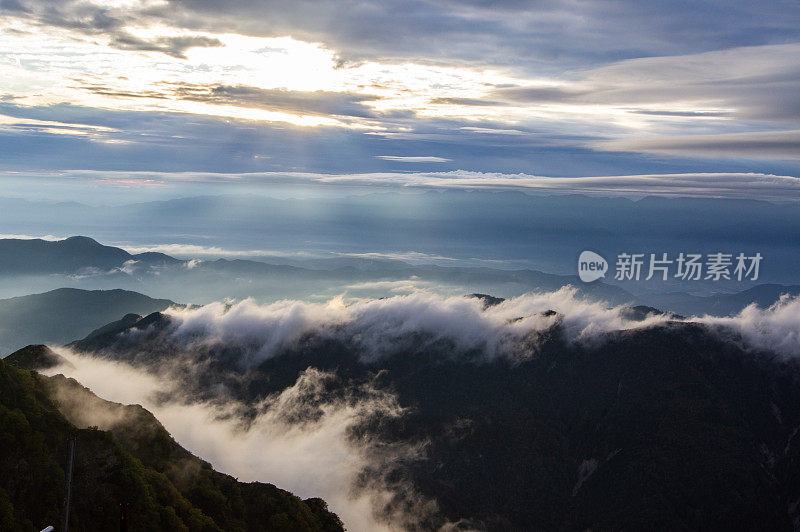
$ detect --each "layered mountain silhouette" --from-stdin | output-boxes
[1,192,798,282]
[0,235,178,274]
[0,288,177,354]
[0,235,633,305]
[645,283,800,317]
[1,235,798,317]
[51,305,800,530]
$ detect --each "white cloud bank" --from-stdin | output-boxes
[375,156,452,163]
[40,288,800,530]
[18,169,800,201]
[153,287,800,364]
[148,287,668,365]
[45,351,439,532]
[693,294,800,357]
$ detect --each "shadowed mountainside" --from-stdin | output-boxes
[0,235,178,274]
[0,357,344,531]
[55,305,800,531]
[0,288,177,355]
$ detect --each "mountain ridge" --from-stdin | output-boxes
[0,288,177,355]
[0,358,344,531]
[52,299,800,530]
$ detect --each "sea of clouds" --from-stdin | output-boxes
[43,287,800,531]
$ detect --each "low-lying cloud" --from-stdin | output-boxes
[692,294,800,357]
[148,287,670,365]
[40,288,800,530]
[45,351,438,532]
[129,287,800,364]
[24,169,800,201]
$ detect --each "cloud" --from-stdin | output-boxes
[45,350,439,532]
[45,169,800,201]
[0,113,120,140]
[337,250,478,263]
[304,171,800,200]
[0,233,62,240]
[119,242,293,258]
[428,97,507,107]
[0,0,222,58]
[109,33,223,59]
[580,43,800,121]
[141,287,669,365]
[3,1,800,181]
[95,288,800,366]
[15,0,796,71]
[343,278,446,297]
[597,129,800,160]
[173,85,381,118]
[42,289,800,529]
[375,156,451,163]
[691,295,800,357]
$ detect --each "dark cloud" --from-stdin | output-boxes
[0,0,220,58]
[152,0,800,71]
[6,0,800,72]
[109,33,222,59]
[629,109,732,118]
[428,97,507,107]
[74,82,381,119]
[32,1,126,33]
[482,44,800,128]
[598,130,800,160]
[5,102,770,178]
[489,86,588,104]
[0,0,31,13]
[175,85,381,118]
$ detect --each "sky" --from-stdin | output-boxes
[1,0,800,202]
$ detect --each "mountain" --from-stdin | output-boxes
[1,235,796,318]
[0,236,178,274]
[0,357,344,531]
[0,288,177,354]
[647,283,800,316]
[0,236,130,274]
[0,236,634,305]
[1,192,799,285]
[63,302,800,530]
[4,344,73,371]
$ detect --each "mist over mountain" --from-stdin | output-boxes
[35,290,800,531]
[0,356,343,531]
[5,0,800,529]
[1,191,798,285]
[1,235,798,320]
[642,283,800,317]
[0,235,633,306]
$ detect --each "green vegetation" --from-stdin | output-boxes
[4,345,72,372]
[0,359,344,531]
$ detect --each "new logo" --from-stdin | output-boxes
[578,250,608,282]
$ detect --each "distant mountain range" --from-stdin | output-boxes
[30,303,800,530]
[0,352,343,531]
[0,235,797,317]
[0,192,798,283]
[0,235,178,274]
[642,283,800,316]
[0,235,633,305]
[0,288,176,354]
